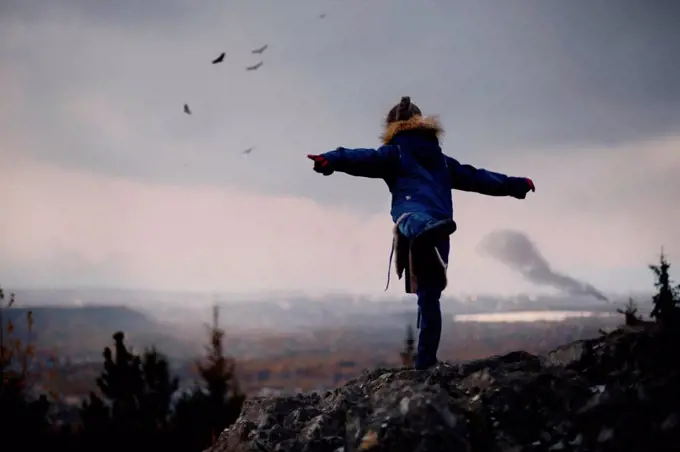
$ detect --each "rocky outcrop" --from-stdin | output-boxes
[209,327,680,452]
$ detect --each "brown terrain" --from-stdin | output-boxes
[32,313,620,399]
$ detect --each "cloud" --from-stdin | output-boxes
[0,151,391,293]
[1,0,680,214]
[1,136,678,295]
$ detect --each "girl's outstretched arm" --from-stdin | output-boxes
[445,155,534,198]
[314,145,399,179]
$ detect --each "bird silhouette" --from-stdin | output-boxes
[242,147,255,155]
[251,44,268,54]
[212,52,225,64]
[319,13,326,19]
[183,104,192,115]
[246,61,263,71]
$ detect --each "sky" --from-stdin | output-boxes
[1,0,679,297]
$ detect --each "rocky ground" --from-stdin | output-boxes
[209,326,680,452]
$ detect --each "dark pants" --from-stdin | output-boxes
[415,238,449,369]
[397,213,450,370]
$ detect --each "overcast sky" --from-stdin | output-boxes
[1,0,679,297]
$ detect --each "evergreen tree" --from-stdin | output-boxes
[89,331,146,435]
[80,392,110,435]
[172,306,245,450]
[139,347,179,432]
[0,287,50,448]
[197,305,245,439]
[80,331,178,447]
[169,389,210,450]
[399,323,416,366]
[649,250,680,328]
[617,298,642,326]
[170,305,245,450]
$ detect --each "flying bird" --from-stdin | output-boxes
[319,13,326,19]
[251,44,268,54]
[212,52,225,64]
[242,147,255,155]
[183,104,192,115]
[246,61,263,71]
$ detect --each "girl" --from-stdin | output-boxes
[307,96,535,370]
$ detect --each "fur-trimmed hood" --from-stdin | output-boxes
[380,115,444,145]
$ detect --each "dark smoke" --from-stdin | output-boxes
[477,229,609,301]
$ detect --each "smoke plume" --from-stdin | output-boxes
[477,229,609,301]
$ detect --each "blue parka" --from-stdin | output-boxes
[318,115,532,369]
[320,116,529,231]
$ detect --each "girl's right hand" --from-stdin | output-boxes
[307,154,334,175]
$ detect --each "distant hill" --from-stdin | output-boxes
[7,286,652,332]
[1,287,650,362]
[3,305,198,359]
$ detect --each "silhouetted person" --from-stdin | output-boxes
[307,96,535,370]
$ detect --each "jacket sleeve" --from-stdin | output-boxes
[445,155,525,197]
[320,145,399,179]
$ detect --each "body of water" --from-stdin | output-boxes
[454,310,617,323]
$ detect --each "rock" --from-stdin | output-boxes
[597,427,614,443]
[209,328,680,452]
[661,413,679,431]
[549,440,565,450]
[543,340,586,368]
[569,434,583,446]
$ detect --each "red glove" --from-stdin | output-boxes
[526,178,535,192]
[307,154,334,176]
[512,177,535,199]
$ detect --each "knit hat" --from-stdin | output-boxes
[385,96,422,125]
